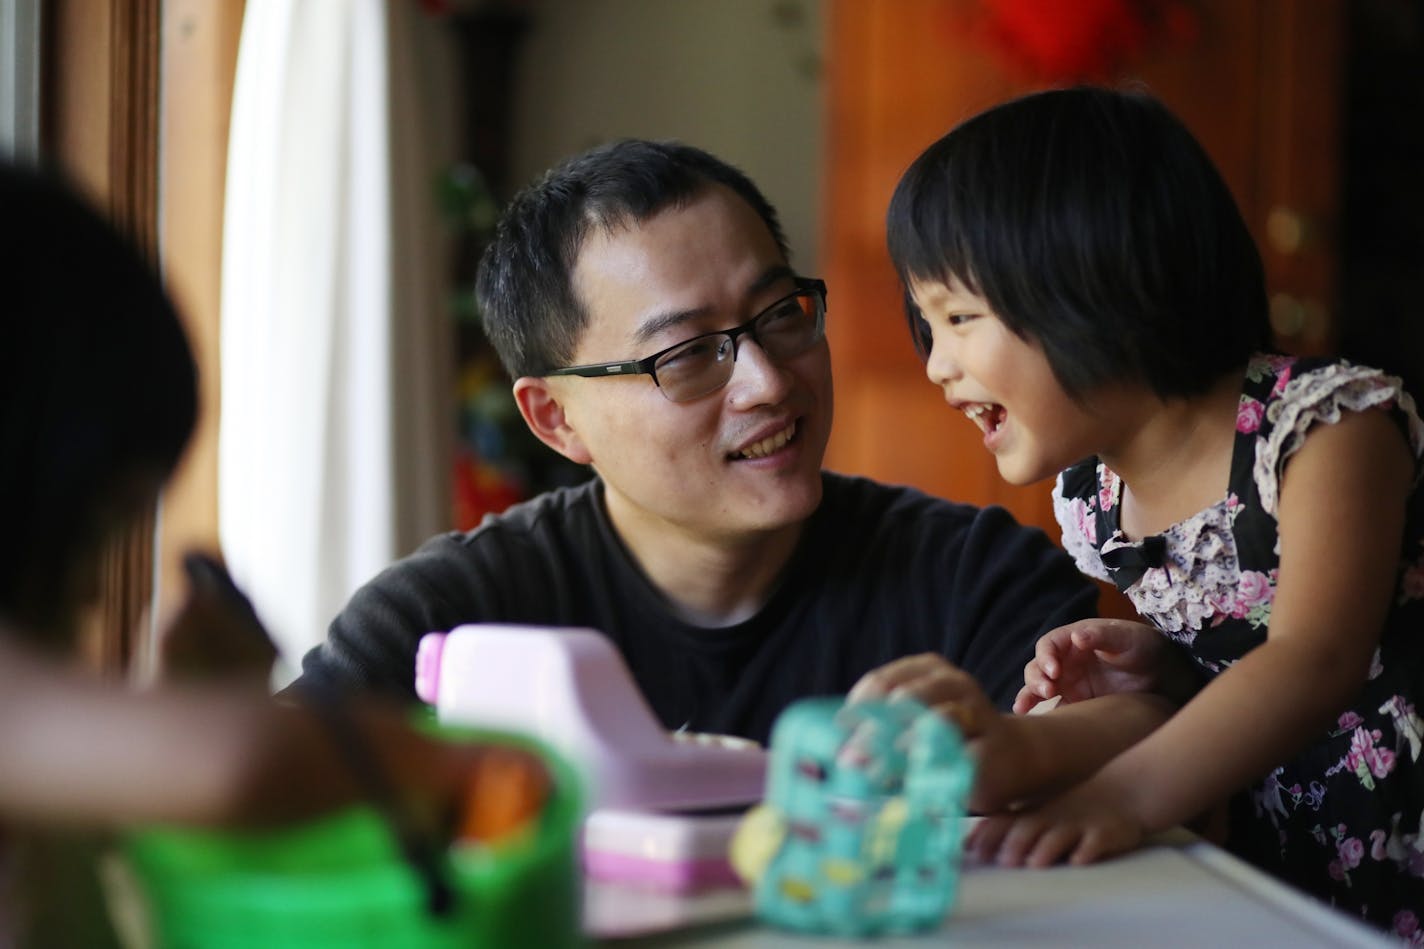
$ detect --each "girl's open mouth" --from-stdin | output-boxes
[963,402,1005,435]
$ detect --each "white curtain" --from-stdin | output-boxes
[220,0,451,681]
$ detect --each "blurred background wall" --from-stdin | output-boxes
[28,0,1422,667]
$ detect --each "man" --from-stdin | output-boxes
[293,140,1097,744]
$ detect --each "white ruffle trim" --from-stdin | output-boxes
[1255,363,1424,517]
[1053,472,1112,583]
[1122,499,1241,637]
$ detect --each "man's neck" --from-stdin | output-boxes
[602,491,807,627]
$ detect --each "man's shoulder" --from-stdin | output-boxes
[397,478,603,573]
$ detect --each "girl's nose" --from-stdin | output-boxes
[925,337,959,387]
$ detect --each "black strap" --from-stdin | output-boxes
[298,682,455,917]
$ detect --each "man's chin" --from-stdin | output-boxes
[744,476,824,531]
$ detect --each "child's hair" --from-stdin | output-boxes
[886,85,1271,401]
[475,139,788,381]
[0,164,197,639]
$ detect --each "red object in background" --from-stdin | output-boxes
[948,0,1199,82]
[453,448,525,531]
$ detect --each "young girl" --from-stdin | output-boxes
[865,86,1424,934]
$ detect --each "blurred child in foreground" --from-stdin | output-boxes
[0,163,544,945]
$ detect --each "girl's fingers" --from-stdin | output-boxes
[1070,822,1135,866]
[967,814,1013,861]
[1025,823,1081,868]
[1021,660,1059,699]
[993,815,1053,866]
[1033,634,1069,680]
[1012,683,1043,715]
[1071,618,1153,661]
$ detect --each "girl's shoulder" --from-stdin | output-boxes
[1239,352,1424,513]
[1241,352,1421,437]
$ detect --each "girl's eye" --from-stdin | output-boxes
[947,313,978,327]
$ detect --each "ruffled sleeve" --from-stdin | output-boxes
[1053,462,1112,583]
[1253,360,1424,517]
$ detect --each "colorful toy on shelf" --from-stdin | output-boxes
[730,695,974,937]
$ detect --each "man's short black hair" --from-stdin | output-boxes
[476,139,789,380]
[887,85,1271,400]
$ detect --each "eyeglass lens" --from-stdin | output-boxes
[653,289,823,402]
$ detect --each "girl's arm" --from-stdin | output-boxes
[973,407,1415,866]
[0,637,539,831]
[851,653,1177,813]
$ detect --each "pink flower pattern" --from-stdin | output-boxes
[1236,396,1265,434]
[1396,909,1424,946]
[1097,466,1119,514]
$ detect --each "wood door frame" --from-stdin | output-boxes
[41,0,242,673]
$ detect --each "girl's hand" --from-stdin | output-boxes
[153,552,278,686]
[849,653,1040,813]
[967,776,1146,868]
[1014,618,1185,713]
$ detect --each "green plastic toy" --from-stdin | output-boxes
[122,727,583,949]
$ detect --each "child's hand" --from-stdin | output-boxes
[153,553,277,686]
[1014,618,1177,714]
[849,652,997,739]
[849,653,1040,813]
[966,775,1146,868]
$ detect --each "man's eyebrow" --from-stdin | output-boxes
[630,265,797,347]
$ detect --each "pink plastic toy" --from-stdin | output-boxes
[415,624,767,814]
[583,808,746,892]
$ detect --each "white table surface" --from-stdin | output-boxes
[588,827,1394,947]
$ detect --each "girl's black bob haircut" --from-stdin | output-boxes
[887,85,1271,401]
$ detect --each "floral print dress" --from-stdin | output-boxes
[1054,353,1424,938]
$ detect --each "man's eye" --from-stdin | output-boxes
[765,300,801,322]
[760,298,811,333]
[659,337,721,370]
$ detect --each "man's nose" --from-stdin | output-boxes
[726,336,793,408]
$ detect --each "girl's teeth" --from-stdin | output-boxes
[963,403,998,433]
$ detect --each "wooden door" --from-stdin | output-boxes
[822,0,1344,618]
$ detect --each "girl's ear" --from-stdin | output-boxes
[512,377,592,464]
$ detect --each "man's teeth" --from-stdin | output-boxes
[737,421,796,459]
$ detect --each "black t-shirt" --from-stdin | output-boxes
[295,472,1097,744]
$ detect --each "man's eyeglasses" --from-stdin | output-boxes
[544,277,828,403]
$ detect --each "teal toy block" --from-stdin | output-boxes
[751,696,973,937]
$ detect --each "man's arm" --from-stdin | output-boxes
[292,534,493,700]
[943,505,1100,709]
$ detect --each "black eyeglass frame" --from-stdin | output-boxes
[543,277,828,402]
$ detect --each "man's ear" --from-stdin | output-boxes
[512,377,593,465]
